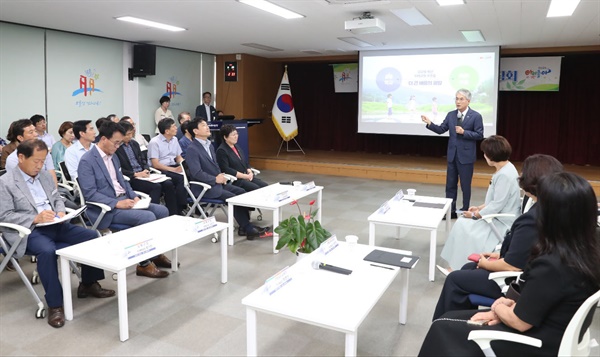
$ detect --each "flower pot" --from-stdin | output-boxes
[295,250,309,262]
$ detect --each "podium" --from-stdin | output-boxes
[207,119,263,163]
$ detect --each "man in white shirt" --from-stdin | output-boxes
[30,114,55,150]
[64,120,95,180]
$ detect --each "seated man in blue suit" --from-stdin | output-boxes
[185,118,268,240]
[77,121,172,278]
[0,139,115,328]
[421,88,484,218]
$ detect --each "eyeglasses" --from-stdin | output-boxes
[108,139,123,147]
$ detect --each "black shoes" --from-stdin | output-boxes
[239,225,271,240]
[77,282,116,299]
[442,212,459,220]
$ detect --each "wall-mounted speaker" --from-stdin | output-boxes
[133,44,156,76]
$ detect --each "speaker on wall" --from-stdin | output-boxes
[133,44,156,75]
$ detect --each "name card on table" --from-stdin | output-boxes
[378,201,391,215]
[274,190,290,202]
[264,266,293,296]
[320,235,339,255]
[303,181,316,191]
[125,238,156,260]
[194,216,217,233]
[391,190,404,202]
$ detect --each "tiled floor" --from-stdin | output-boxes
[1,170,598,356]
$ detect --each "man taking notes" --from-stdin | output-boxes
[421,89,484,219]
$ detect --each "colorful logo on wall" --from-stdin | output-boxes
[72,68,103,107]
[162,76,182,98]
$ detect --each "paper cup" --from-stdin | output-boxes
[407,189,416,197]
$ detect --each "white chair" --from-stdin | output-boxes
[468,289,600,357]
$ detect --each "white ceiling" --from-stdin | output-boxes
[1,0,599,58]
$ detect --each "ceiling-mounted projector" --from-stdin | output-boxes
[345,14,385,34]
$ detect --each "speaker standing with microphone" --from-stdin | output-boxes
[312,260,353,275]
[456,111,463,127]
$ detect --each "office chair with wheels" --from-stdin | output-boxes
[0,223,46,319]
[468,289,600,357]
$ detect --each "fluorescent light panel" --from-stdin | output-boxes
[337,37,373,47]
[391,7,432,26]
[461,30,485,42]
[238,0,304,19]
[241,43,283,52]
[436,0,465,6]
[547,0,580,17]
[116,16,186,32]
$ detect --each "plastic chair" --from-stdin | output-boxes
[468,289,600,357]
[468,271,523,307]
[180,161,232,243]
[0,223,46,319]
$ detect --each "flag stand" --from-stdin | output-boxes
[277,138,305,157]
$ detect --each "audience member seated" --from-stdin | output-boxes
[106,114,119,123]
[120,116,148,148]
[432,154,564,320]
[0,136,6,155]
[154,96,173,134]
[116,121,179,215]
[438,135,521,272]
[178,121,192,159]
[78,121,172,278]
[30,114,55,150]
[4,119,57,186]
[147,118,188,214]
[51,121,74,175]
[64,120,96,180]
[176,111,191,140]
[186,118,268,240]
[216,124,267,192]
[93,117,109,143]
[419,172,600,357]
[1,122,18,169]
[0,139,115,328]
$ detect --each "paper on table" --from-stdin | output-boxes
[36,206,87,227]
[132,197,151,210]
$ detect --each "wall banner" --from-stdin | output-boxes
[499,57,562,91]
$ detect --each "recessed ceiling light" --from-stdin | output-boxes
[337,37,373,48]
[115,16,186,32]
[237,0,304,19]
[436,0,465,6]
[547,0,580,17]
[391,7,432,26]
[241,43,283,52]
[460,30,486,42]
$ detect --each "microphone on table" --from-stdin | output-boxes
[311,261,353,275]
[456,111,463,127]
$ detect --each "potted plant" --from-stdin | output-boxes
[274,199,331,256]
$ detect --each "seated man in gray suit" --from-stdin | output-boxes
[77,121,172,278]
[0,139,115,328]
[185,118,268,240]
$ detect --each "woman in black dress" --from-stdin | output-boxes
[419,172,600,356]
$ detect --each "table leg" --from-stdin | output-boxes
[399,268,409,324]
[429,230,437,282]
[171,248,179,273]
[345,332,358,357]
[117,269,129,342]
[316,190,322,222]
[221,228,228,283]
[246,307,257,357]
[272,208,280,254]
[228,203,234,246]
[60,257,73,321]
[445,206,451,232]
[368,222,375,246]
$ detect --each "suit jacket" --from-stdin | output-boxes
[115,140,148,178]
[186,139,226,199]
[427,108,484,164]
[0,168,65,257]
[195,104,217,121]
[216,142,249,177]
[78,146,136,223]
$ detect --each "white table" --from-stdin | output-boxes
[226,183,323,253]
[368,195,452,282]
[56,215,228,342]
[242,242,415,357]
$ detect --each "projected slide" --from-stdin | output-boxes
[358,47,499,137]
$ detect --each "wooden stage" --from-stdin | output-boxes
[250,150,600,195]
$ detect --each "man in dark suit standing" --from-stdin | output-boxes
[421,89,484,218]
[0,139,115,328]
[195,92,217,122]
[185,118,268,240]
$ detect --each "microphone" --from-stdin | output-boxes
[312,261,353,275]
